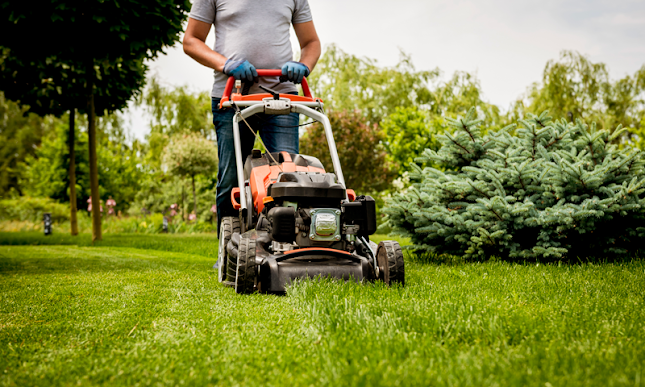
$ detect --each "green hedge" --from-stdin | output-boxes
[0,197,70,223]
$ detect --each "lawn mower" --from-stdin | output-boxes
[216,70,404,294]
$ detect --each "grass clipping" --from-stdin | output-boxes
[384,109,645,260]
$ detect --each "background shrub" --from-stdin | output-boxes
[0,197,70,223]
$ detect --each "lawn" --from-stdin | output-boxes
[1,232,644,386]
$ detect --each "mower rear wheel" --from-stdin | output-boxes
[218,216,240,284]
[235,235,257,294]
[376,241,405,286]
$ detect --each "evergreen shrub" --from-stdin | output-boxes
[384,109,645,260]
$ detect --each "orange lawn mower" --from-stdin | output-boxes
[217,70,404,294]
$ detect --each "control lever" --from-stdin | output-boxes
[259,85,280,100]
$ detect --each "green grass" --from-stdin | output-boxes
[1,232,644,386]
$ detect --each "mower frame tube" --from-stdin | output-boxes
[232,102,348,214]
[232,104,265,213]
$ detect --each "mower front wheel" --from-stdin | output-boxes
[235,235,257,294]
[376,241,405,286]
[218,216,240,284]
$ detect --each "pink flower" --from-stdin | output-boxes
[210,204,217,213]
[106,199,116,207]
[188,213,197,221]
[170,203,178,210]
[169,209,177,217]
[108,207,115,215]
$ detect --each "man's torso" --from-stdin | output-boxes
[190,0,312,97]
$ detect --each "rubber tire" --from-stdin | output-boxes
[376,241,405,286]
[235,235,257,294]
[218,216,240,283]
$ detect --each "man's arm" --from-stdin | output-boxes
[183,18,227,72]
[293,21,321,72]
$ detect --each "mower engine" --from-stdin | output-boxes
[216,70,404,294]
[261,171,376,253]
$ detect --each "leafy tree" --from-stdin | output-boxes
[162,133,218,217]
[309,46,501,179]
[136,77,213,171]
[628,117,645,150]
[0,42,147,236]
[300,110,396,194]
[1,0,190,241]
[308,45,438,124]
[381,106,442,171]
[511,51,645,132]
[384,108,645,260]
[23,113,143,214]
[139,77,213,137]
[429,71,502,125]
[22,119,88,204]
[0,91,58,196]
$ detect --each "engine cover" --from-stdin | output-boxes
[268,172,346,200]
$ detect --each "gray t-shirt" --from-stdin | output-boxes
[189,0,313,98]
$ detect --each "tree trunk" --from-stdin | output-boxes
[192,175,197,219]
[69,109,78,236]
[182,182,186,221]
[88,90,102,242]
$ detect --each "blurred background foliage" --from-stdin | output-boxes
[1,45,643,233]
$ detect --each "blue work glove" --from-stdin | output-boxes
[281,61,310,84]
[223,59,258,83]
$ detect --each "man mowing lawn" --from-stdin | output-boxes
[182,0,321,234]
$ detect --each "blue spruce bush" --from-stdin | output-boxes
[384,108,645,260]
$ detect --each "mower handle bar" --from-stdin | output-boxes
[222,69,313,100]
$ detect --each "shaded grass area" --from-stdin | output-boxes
[0,233,644,386]
[0,232,220,261]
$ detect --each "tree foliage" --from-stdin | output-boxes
[163,133,218,179]
[139,77,213,137]
[300,110,396,194]
[1,0,190,240]
[137,77,213,171]
[512,51,645,133]
[1,0,190,115]
[308,45,438,124]
[385,108,645,260]
[0,92,58,196]
[308,46,501,179]
[381,106,443,171]
[162,133,218,214]
[23,113,143,213]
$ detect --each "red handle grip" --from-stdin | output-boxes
[221,69,313,100]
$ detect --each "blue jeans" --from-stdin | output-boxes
[212,97,299,234]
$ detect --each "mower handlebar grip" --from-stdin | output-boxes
[222,69,313,100]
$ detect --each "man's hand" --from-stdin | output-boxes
[223,59,258,83]
[281,61,310,84]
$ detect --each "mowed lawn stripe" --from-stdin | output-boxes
[0,246,317,386]
[1,241,644,386]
